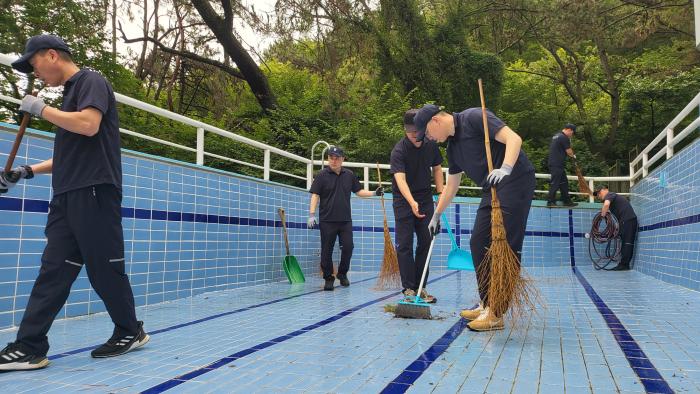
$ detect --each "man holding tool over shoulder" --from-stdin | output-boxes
[413,104,535,331]
[0,34,148,371]
[390,109,444,303]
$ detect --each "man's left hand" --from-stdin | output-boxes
[374,186,384,196]
[486,164,513,186]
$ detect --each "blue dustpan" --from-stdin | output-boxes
[441,212,474,271]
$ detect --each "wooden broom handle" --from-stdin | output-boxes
[278,208,290,255]
[375,163,386,210]
[5,91,38,172]
[477,79,495,173]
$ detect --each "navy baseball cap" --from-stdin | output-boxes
[564,123,577,132]
[11,35,72,73]
[592,184,608,197]
[328,146,345,157]
[413,104,442,141]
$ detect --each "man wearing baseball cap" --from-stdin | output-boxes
[593,185,638,271]
[547,124,578,207]
[413,104,535,331]
[0,35,148,371]
[308,146,384,290]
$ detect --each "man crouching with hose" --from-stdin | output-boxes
[593,185,638,271]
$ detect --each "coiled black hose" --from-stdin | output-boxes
[588,212,621,270]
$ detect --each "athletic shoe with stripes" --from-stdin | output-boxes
[91,320,150,358]
[0,342,49,371]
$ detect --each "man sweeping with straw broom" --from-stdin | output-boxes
[414,85,536,331]
[547,124,580,207]
[385,109,444,300]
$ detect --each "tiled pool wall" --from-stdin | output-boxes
[0,123,629,330]
[630,137,700,291]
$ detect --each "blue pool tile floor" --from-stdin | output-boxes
[0,267,699,393]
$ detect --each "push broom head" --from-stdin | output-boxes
[394,296,431,319]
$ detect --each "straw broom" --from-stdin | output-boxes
[477,79,538,320]
[375,164,401,289]
[573,158,592,195]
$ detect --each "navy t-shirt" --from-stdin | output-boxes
[548,132,571,167]
[53,69,122,195]
[309,167,362,222]
[605,192,637,222]
[390,137,443,204]
[447,108,534,187]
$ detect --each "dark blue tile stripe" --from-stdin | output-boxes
[380,318,469,394]
[48,276,377,360]
[639,213,700,232]
[139,271,458,393]
[568,209,576,267]
[572,267,674,394]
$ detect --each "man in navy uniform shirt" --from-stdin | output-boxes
[390,109,444,303]
[414,104,535,332]
[0,35,148,371]
[547,124,578,207]
[593,185,638,271]
[308,146,383,290]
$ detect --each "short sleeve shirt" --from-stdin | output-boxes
[548,132,571,167]
[390,137,442,203]
[605,192,637,222]
[446,108,534,187]
[53,69,122,195]
[309,167,362,222]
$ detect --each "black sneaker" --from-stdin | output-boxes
[324,278,335,291]
[546,201,557,208]
[338,276,350,287]
[563,200,578,207]
[0,342,49,371]
[91,321,149,358]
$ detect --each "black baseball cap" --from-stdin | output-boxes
[564,123,577,132]
[413,104,442,141]
[11,35,72,73]
[328,146,345,157]
[403,109,418,132]
[593,184,608,197]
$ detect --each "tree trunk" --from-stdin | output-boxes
[190,0,276,111]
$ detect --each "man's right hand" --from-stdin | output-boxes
[307,215,317,229]
[0,165,34,194]
[409,200,425,218]
[19,95,47,117]
[428,212,441,236]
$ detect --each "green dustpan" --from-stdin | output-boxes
[278,208,305,283]
[441,212,474,271]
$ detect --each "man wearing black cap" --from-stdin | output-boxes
[413,104,535,331]
[0,35,148,371]
[547,124,578,208]
[390,109,444,302]
[308,146,384,290]
[593,185,638,271]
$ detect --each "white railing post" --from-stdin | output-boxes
[588,179,595,203]
[263,149,270,181]
[306,163,313,190]
[642,152,649,177]
[629,163,635,187]
[666,128,674,159]
[196,127,204,165]
[364,166,370,190]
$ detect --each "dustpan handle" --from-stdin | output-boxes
[440,212,458,249]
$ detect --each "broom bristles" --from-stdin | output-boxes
[376,217,401,289]
[575,165,592,195]
[479,197,541,322]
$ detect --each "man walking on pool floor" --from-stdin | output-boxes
[593,185,638,271]
[413,104,536,332]
[390,109,444,303]
[0,34,148,371]
[308,146,384,291]
[547,123,578,208]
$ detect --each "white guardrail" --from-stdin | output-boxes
[5,53,697,203]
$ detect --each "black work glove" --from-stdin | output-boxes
[374,186,384,196]
[0,165,34,194]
